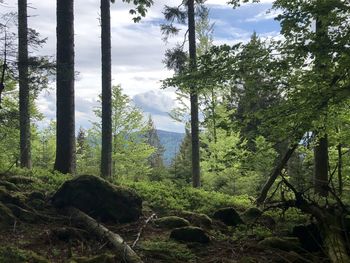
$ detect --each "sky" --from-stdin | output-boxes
[0,0,280,133]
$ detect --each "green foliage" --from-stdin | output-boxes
[89,85,155,180]
[121,179,251,214]
[140,239,196,262]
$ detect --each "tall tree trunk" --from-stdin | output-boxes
[54,0,76,174]
[337,143,342,196]
[18,0,31,169]
[100,0,112,178]
[313,15,329,197]
[187,0,200,188]
[314,135,329,197]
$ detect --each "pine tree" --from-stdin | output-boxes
[146,116,165,169]
[54,0,76,174]
[169,128,192,185]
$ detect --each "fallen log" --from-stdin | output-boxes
[64,207,143,263]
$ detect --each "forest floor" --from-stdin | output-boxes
[0,172,330,263]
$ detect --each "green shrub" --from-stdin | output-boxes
[119,180,252,214]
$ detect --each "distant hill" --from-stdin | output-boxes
[157,129,184,166]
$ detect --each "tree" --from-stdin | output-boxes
[169,128,192,185]
[146,116,164,169]
[161,0,205,187]
[18,0,31,168]
[54,0,75,174]
[93,86,154,180]
[100,0,113,178]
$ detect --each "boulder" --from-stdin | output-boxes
[179,211,212,228]
[154,216,190,229]
[213,207,243,226]
[258,215,276,230]
[292,224,322,252]
[241,207,263,223]
[170,226,210,243]
[258,237,301,252]
[52,175,142,223]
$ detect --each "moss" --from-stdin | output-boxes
[0,246,48,263]
[71,254,118,263]
[154,216,190,229]
[179,211,212,228]
[140,239,196,262]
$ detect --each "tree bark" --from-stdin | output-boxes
[187,0,200,188]
[314,135,329,197]
[54,0,76,174]
[337,143,342,196]
[256,144,298,205]
[18,0,31,169]
[65,207,143,263]
[100,0,113,178]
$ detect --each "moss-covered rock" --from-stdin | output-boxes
[241,207,262,223]
[0,246,48,263]
[0,201,16,226]
[258,237,301,252]
[71,254,118,263]
[52,175,142,223]
[154,216,190,229]
[140,240,196,262]
[213,207,243,226]
[170,226,210,243]
[179,211,212,228]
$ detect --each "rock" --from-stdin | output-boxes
[213,207,244,226]
[241,207,262,223]
[154,216,190,229]
[0,201,16,226]
[0,246,48,263]
[258,237,301,252]
[292,224,322,252]
[52,175,142,223]
[72,254,118,263]
[258,215,276,230]
[170,226,210,243]
[179,211,212,228]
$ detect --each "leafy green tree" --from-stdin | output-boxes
[32,121,56,169]
[93,85,154,181]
